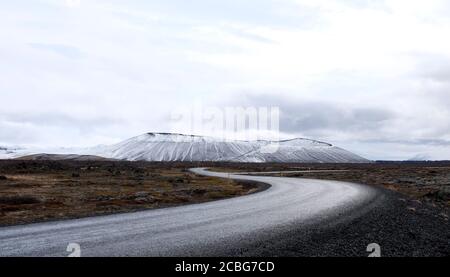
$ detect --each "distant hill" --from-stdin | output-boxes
[87,132,370,163]
[15,154,117,161]
[5,132,370,163]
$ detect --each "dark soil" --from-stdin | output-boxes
[233,188,450,257]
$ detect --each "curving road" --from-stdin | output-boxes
[0,168,380,257]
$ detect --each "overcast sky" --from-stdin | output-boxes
[1,0,450,160]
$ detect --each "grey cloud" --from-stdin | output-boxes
[145,0,319,28]
[362,138,450,146]
[28,43,84,59]
[222,93,450,161]
[415,53,450,83]
[109,0,324,30]
[223,27,275,44]
[1,112,123,134]
[409,53,450,110]
[227,94,395,135]
[0,123,36,145]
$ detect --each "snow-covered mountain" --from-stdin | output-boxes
[87,133,370,163]
[407,153,433,162]
[1,133,370,163]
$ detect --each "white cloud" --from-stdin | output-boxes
[0,0,450,160]
[65,0,81,8]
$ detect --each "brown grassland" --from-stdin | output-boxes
[0,160,264,226]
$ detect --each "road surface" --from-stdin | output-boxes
[0,168,379,257]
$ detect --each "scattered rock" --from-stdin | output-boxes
[425,186,450,201]
[96,196,115,201]
[134,197,148,202]
[398,178,415,184]
[134,191,150,198]
[134,196,155,203]
[438,185,450,199]
[407,207,416,212]
[170,182,184,188]
[169,177,185,184]
[0,175,7,180]
[133,169,145,175]
[408,230,418,239]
